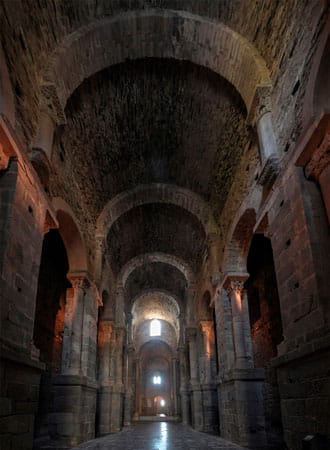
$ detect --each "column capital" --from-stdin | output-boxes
[220,272,249,290]
[228,280,245,296]
[199,320,214,336]
[67,271,91,290]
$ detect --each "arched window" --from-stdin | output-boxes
[153,375,162,385]
[150,319,161,336]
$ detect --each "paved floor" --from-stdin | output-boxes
[73,422,248,450]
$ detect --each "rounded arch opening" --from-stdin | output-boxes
[52,198,88,273]
[33,229,70,441]
[40,10,271,118]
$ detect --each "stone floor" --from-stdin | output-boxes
[73,422,248,450]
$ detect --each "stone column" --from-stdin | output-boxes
[186,327,203,431]
[216,274,266,448]
[96,317,113,437]
[52,273,98,446]
[178,345,189,424]
[81,283,100,379]
[98,321,113,384]
[172,356,179,416]
[226,279,253,370]
[214,287,235,375]
[123,345,135,425]
[109,325,125,432]
[124,313,135,425]
[134,357,141,419]
[199,321,213,382]
[199,321,219,433]
[61,274,88,375]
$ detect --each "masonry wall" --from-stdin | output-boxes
[0,150,52,450]
[267,164,330,449]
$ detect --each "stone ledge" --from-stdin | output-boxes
[0,342,45,371]
[52,374,98,389]
[271,335,330,368]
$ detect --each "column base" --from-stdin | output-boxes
[201,384,219,434]
[218,368,267,449]
[49,374,97,447]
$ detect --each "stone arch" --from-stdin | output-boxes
[131,289,180,350]
[118,252,194,290]
[96,184,214,237]
[224,208,257,273]
[94,184,213,283]
[52,197,88,273]
[40,9,271,123]
[0,42,15,125]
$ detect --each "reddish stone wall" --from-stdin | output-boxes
[246,234,283,367]
[246,234,284,447]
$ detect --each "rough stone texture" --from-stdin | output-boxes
[125,261,187,304]
[50,376,97,448]
[107,203,206,274]
[50,58,246,255]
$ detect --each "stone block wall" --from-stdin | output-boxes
[50,375,97,448]
[266,156,330,449]
[274,348,330,450]
[218,371,267,449]
[201,386,219,434]
[0,121,58,449]
[0,354,43,450]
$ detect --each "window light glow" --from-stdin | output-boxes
[150,319,161,336]
[153,375,161,385]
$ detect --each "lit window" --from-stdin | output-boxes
[150,319,161,336]
[160,399,165,407]
[153,375,161,385]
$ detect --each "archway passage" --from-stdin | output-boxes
[245,234,284,448]
[138,341,174,419]
[33,230,70,443]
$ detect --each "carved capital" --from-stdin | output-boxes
[229,280,245,296]
[68,272,90,291]
[221,273,249,290]
[200,320,214,336]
